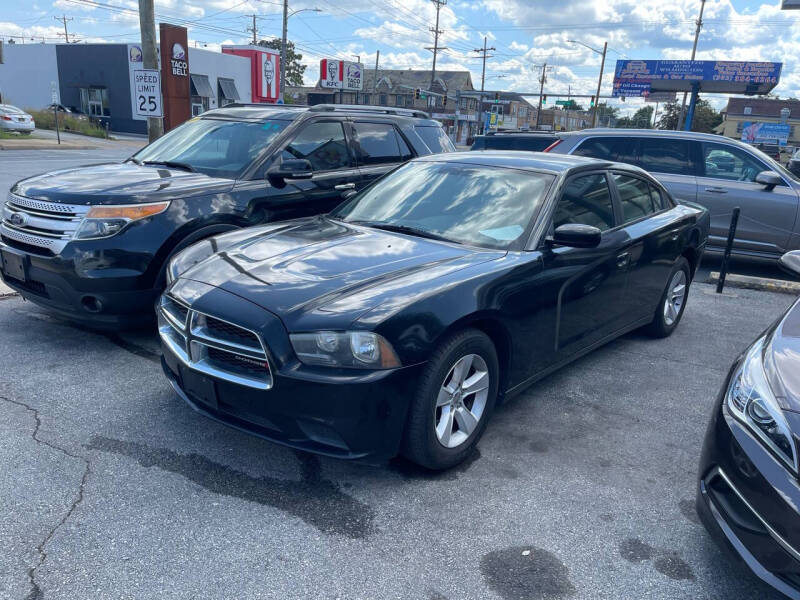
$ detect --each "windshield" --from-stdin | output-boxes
[332,161,554,249]
[132,117,292,178]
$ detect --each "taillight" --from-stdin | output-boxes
[0,115,11,121]
[543,139,562,152]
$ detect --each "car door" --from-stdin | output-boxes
[541,171,631,363]
[696,140,799,255]
[349,120,414,190]
[609,171,683,321]
[636,136,699,204]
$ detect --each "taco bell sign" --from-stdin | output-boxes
[320,59,363,90]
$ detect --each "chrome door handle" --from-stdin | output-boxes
[616,252,630,268]
[704,187,728,193]
[334,183,356,190]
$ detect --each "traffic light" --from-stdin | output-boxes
[590,96,595,107]
[494,92,499,102]
[542,95,547,104]
[442,95,447,107]
[414,88,421,100]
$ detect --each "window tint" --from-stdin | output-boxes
[613,174,657,223]
[415,125,456,153]
[649,184,668,210]
[481,136,557,151]
[573,137,636,164]
[553,173,615,231]
[352,122,406,166]
[282,121,351,171]
[701,142,768,182]
[638,138,693,175]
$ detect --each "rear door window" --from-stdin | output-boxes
[638,137,694,175]
[351,122,408,166]
[612,173,658,223]
[553,173,615,231]
[572,137,636,164]
[415,125,456,153]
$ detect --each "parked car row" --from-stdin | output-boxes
[3,107,800,597]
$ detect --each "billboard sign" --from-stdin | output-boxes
[320,59,363,90]
[612,60,782,96]
[741,121,790,146]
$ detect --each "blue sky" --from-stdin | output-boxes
[2,0,799,113]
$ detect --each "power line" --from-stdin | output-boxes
[426,0,447,92]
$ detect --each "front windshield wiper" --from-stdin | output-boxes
[126,157,143,165]
[351,221,458,244]
[142,160,196,172]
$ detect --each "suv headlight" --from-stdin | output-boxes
[290,331,401,369]
[74,201,170,240]
[727,338,798,473]
[166,239,216,284]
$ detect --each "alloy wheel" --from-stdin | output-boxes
[434,353,490,448]
[663,270,687,326]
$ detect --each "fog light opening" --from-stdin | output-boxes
[81,296,103,313]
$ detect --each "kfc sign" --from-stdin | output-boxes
[320,59,363,90]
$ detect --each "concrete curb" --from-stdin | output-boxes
[707,271,800,295]
[0,142,98,150]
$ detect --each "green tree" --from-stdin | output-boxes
[656,99,722,133]
[616,105,654,129]
[257,39,306,87]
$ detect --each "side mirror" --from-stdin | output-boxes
[267,158,313,188]
[755,170,782,191]
[550,224,602,249]
[779,250,800,278]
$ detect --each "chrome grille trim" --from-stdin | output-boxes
[158,296,272,390]
[2,192,89,253]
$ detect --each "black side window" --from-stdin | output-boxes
[415,126,456,153]
[701,142,768,182]
[352,122,406,166]
[573,137,636,164]
[554,173,615,231]
[282,121,352,171]
[638,137,693,175]
[613,173,657,223]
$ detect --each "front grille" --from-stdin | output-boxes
[1,192,88,254]
[158,295,272,390]
[3,275,48,297]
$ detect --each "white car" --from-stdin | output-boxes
[0,104,35,134]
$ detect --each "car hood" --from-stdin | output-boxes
[177,217,500,327]
[765,297,800,413]
[12,162,234,205]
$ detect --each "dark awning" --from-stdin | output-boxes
[190,74,214,98]
[218,78,240,101]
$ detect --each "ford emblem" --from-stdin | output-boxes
[8,212,27,227]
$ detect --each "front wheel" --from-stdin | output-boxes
[402,329,499,470]
[644,257,690,338]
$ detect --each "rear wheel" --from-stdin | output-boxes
[644,257,690,338]
[402,329,499,470]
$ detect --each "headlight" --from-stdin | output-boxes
[290,331,401,369]
[74,201,169,240]
[166,239,215,285]
[727,338,798,473]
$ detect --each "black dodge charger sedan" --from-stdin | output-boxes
[159,152,709,469]
[697,250,800,599]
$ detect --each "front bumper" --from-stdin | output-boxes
[697,368,800,598]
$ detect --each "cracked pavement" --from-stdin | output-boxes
[0,281,797,599]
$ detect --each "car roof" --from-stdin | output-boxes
[558,127,727,143]
[417,150,617,174]
[199,103,438,124]
[482,131,558,137]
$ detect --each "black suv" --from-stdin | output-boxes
[0,103,453,326]
[470,131,559,152]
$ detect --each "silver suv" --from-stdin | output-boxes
[549,129,800,258]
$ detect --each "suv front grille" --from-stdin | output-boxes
[158,295,272,390]
[1,193,88,254]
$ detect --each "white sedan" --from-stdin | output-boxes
[0,104,35,134]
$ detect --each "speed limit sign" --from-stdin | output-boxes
[133,69,163,118]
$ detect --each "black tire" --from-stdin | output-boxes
[401,328,499,470]
[644,257,691,338]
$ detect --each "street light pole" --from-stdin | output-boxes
[280,6,321,101]
[677,0,706,130]
[568,39,607,129]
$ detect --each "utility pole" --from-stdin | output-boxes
[592,42,607,128]
[280,1,287,99]
[373,50,380,96]
[137,0,162,142]
[473,36,495,133]
[677,0,706,130]
[535,63,551,129]
[54,15,73,43]
[426,0,448,102]
[247,14,258,46]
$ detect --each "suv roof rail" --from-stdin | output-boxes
[218,103,309,109]
[308,104,430,119]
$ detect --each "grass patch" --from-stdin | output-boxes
[26,109,108,139]
[0,131,21,139]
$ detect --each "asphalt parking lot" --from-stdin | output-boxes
[0,276,796,599]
